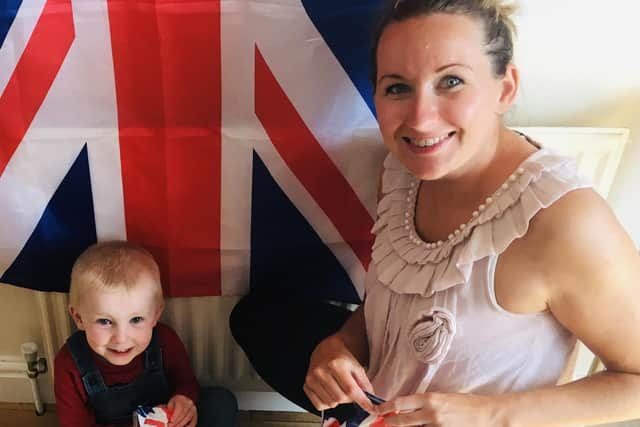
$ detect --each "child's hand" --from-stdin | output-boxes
[167,394,197,427]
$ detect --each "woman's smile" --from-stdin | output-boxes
[374,13,510,181]
[402,131,456,154]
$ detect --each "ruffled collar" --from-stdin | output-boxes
[370,148,591,297]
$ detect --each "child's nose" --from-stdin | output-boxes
[111,326,128,343]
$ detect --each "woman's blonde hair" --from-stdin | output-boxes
[371,0,519,86]
[69,241,163,307]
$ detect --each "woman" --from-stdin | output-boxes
[303,1,640,425]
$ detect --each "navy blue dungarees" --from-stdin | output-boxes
[66,328,172,425]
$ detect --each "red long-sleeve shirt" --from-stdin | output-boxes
[54,322,199,427]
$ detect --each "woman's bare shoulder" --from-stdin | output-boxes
[527,190,640,374]
[527,187,638,296]
[530,187,628,251]
[493,188,627,313]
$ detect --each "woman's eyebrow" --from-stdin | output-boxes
[377,73,404,84]
[435,63,472,72]
[378,63,473,84]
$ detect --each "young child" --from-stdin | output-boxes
[54,241,237,427]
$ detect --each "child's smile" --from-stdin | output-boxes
[69,272,163,366]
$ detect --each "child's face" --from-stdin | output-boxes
[69,272,163,366]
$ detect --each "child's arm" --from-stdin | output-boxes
[166,394,197,427]
[158,323,200,401]
[54,346,99,427]
[158,323,200,426]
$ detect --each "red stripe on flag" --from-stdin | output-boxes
[108,1,221,297]
[0,0,74,176]
[254,47,373,269]
[370,416,390,427]
[324,419,341,427]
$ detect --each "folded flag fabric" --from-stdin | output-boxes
[321,391,389,427]
[133,405,172,427]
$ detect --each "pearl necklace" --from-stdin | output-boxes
[403,167,527,249]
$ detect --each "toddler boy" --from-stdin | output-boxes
[54,241,237,427]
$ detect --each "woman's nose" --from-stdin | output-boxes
[405,92,440,130]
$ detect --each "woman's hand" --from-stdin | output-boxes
[377,392,504,427]
[304,333,376,413]
[167,394,197,427]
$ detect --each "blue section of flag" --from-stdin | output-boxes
[0,0,22,49]
[249,152,361,304]
[1,145,97,292]
[301,0,387,115]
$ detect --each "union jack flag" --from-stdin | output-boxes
[0,0,387,300]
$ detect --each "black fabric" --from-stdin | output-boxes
[66,328,172,425]
[197,386,238,427]
[229,293,352,415]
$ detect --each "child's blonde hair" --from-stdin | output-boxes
[69,241,163,307]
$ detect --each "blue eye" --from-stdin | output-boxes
[130,316,144,325]
[383,83,410,96]
[97,318,112,326]
[439,76,463,89]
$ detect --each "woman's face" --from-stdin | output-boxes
[374,13,516,181]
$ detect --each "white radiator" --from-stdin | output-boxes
[162,296,265,391]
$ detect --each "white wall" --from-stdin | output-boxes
[0,286,54,404]
[508,0,640,246]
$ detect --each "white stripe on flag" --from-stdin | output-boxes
[251,0,384,219]
[0,129,84,275]
[0,0,47,96]
[220,0,255,296]
[72,0,125,242]
[0,0,124,276]
[252,130,367,297]
[220,0,375,296]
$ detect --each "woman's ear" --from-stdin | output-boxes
[497,63,519,114]
[69,305,85,330]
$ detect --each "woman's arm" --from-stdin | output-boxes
[332,303,370,366]
[379,189,640,427]
[303,168,385,413]
[304,305,375,413]
[499,188,640,426]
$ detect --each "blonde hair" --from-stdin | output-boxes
[371,0,519,85]
[69,241,163,307]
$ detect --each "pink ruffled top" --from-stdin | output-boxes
[364,148,591,400]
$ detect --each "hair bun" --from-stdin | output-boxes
[489,0,519,35]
